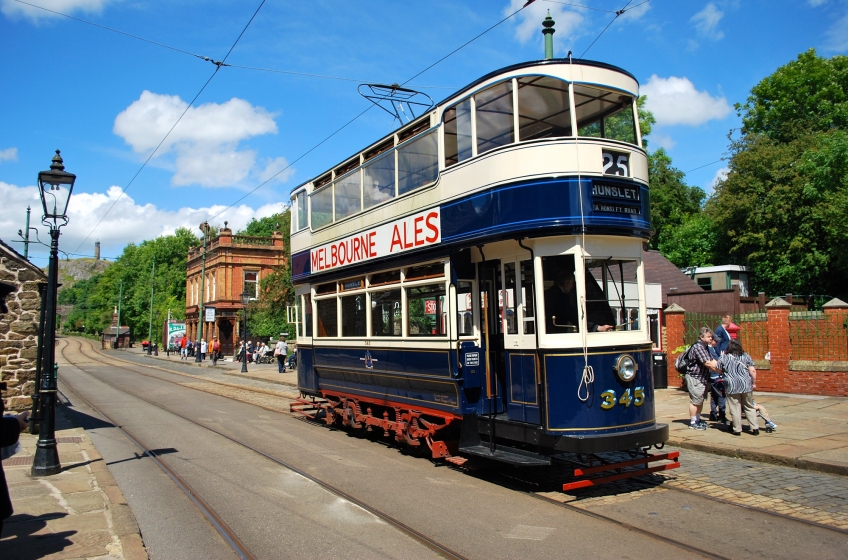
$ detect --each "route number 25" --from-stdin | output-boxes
[602,150,629,176]
[600,387,645,410]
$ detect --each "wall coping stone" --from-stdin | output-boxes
[822,298,848,309]
[765,297,793,308]
[664,303,686,313]
[789,360,848,372]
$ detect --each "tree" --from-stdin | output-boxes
[710,49,848,300]
[647,148,707,252]
[736,49,848,143]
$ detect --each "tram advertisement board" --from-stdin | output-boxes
[311,208,441,273]
[165,321,186,348]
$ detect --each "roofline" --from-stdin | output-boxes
[288,58,639,196]
[688,265,749,273]
[0,237,48,279]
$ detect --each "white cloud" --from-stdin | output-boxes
[1,0,110,22]
[808,0,828,6]
[0,147,17,163]
[823,11,848,52]
[113,91,279,187]
[641,75,731,126]
[0,181,286,261]
[690,3,725,40]
[650,133,677,150]
[507,0,585,56]
[706,166,728,195]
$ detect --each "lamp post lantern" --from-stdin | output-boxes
[240,290,250,373]
[32,150,75,477]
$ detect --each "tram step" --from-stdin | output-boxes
[459,444,551,466]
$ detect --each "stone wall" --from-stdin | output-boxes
[0,255,44,412]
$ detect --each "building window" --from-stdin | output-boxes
[697,277,712,291]
[244,271,258,299]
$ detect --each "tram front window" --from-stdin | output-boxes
[584,259,639,332]
[574,85,637,145]
[542,256,580,333]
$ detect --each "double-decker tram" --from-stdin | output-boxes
[289,58,679,489]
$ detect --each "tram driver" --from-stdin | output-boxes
[545,265,614,333]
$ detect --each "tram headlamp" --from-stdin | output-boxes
[615,354,638,383]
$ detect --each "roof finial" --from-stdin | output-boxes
[542,10,556,60]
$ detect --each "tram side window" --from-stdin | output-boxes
[573,85,637,145]
[517,76,572,141]
[295,191,307,231]
[304,294,312,337]
[334,170,361,221]
[520,259,536,335]
[311,185,333,230]
[503,262,517,335]
[584,259,639,332]
[407,284,447,336]
[476,81,514,156]
[456,281,474,336]
[542,255,580,333]
[363,151,396,209]
[316,298,338,337]
[371,288,401,336]
[341,294,366,337]
[398,129,438,195]
[443,99,472,167]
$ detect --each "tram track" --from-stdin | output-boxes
[60,337,848,557]
[58,336,470,560]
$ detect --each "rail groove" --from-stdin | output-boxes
[58,337,470,560]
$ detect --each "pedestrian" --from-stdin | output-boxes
[684,327,720,430]
[236,341,245,362]
[718,339,760,436]
[254,340,266,364]
[713,315,732,355]
[246,340,255,362]
[0,281,31,537]
[275,334,287,373]
[180,335,187,360]
[211,336,220,365]
[200,338,207,361]
[707,333,727,424]
[287,342,297,371]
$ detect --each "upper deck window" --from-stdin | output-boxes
[574,85,636,145]
[517,76,572,140]
[334,170,361,221]
[311,184,333,229]
[398,128,438,195]
[443,98,472,167]
[363,150,396,209]
[294,191,307,232]
[476,81,514,155]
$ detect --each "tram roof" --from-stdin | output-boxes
[288,58,638,197]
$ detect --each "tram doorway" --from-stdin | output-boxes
[478,261,507,415]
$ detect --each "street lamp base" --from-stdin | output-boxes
[32,441,62,476]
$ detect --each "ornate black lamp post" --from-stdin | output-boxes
[32,150,75,477]
[240,290,250,373]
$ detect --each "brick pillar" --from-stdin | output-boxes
[765,297,792,392]
[664,303,686,388]
[823,298,848,361]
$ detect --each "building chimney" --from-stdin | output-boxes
[94,240,100,261]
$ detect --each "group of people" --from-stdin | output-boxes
[684,315,776,435]
[237,335,297,373]
[177,335,222,364]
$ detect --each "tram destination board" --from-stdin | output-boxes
[591,180,641,216]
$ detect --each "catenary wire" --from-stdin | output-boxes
[72,0,268,254]
[10,0,207,61]
[578,0,650,58]
[685,159,724,173]
[543,0,626,13]
[207,2,535,223]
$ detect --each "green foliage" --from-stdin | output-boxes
[61,228,198,338]
[736,49,848,143]
[657,212,716,268]
[648,148,708,252]
[637,95,655,147]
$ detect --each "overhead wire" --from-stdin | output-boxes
[72,0,268,253]
[685,159,724,173]
[206,1,536,224]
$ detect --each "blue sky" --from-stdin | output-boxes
[1,0,843,265]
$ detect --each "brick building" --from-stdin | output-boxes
[0,238,47,412]
[185,223,285,356]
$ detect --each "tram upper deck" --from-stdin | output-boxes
[290,59,649,283]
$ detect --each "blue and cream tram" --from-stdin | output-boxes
[289,58,672,474]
